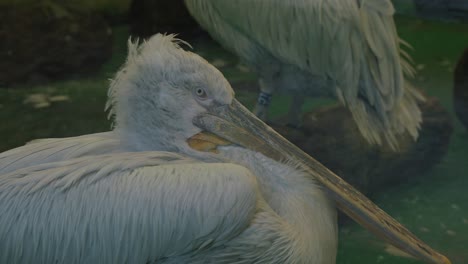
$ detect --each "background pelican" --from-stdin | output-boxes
[0,34,449,263]
[184,0,423,149]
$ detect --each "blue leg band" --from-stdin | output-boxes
[257,92,272,106]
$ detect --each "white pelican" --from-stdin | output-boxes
[0,34,449,264]
[184,0,423,149]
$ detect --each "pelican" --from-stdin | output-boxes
[0,34,449,264]
[184,0,423,149]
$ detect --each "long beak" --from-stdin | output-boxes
[188,99,450,264]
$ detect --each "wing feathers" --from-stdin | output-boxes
[0,153,259,263]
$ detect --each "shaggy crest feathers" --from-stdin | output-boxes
[106,34,191,128]
[103,33,234,153]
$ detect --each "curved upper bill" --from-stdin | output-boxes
[188,99,450,264]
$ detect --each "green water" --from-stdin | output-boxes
[338,16,468,264]
[1,15,467,264]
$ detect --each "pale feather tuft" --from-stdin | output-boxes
[106,34,191,128]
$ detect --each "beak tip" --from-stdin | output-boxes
[441,255,451,264]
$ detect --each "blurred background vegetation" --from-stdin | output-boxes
[0,0,131,16]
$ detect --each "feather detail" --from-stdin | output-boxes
[0,133,120,174]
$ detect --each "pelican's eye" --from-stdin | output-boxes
[194,87,208,100]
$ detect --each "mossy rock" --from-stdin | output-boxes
[270,95,453,196]
[0,3,113,87]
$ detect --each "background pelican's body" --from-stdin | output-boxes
[184,0,423,148]
[0,35,336,263]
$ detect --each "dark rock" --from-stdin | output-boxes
[414,0,468,20]
[270,96,453,196]
[414,0,449,11]
[0,3,113,87]
[129,0,205,40]
[454,48,468,130]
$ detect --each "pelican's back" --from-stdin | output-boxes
[0,132,120,174]
[0,150,311,263]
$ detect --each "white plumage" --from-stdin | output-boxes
[184,0,424,149]
[0,35,336,263]
[0,151,290,263]
[0,34,449,264]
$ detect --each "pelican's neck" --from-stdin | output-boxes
[114,126,190,153]
[218,147,338,263]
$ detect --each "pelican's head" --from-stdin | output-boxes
[107,34,234,152]
[108,34,449,264]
